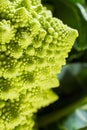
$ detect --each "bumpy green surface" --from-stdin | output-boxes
[0,0,78,130]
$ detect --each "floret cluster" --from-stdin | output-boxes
[0,0,78,130]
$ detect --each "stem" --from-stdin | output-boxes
[38,96,87,127]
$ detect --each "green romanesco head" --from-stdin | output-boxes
[0,0,78,130]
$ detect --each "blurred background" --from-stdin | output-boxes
[37,0,87,130]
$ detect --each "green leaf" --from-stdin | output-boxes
[58,63,87,94]
[57,109,87,130]
[78,126,87,130]
[66,0,85,5]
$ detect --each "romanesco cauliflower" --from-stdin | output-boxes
[0,0,78,130]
